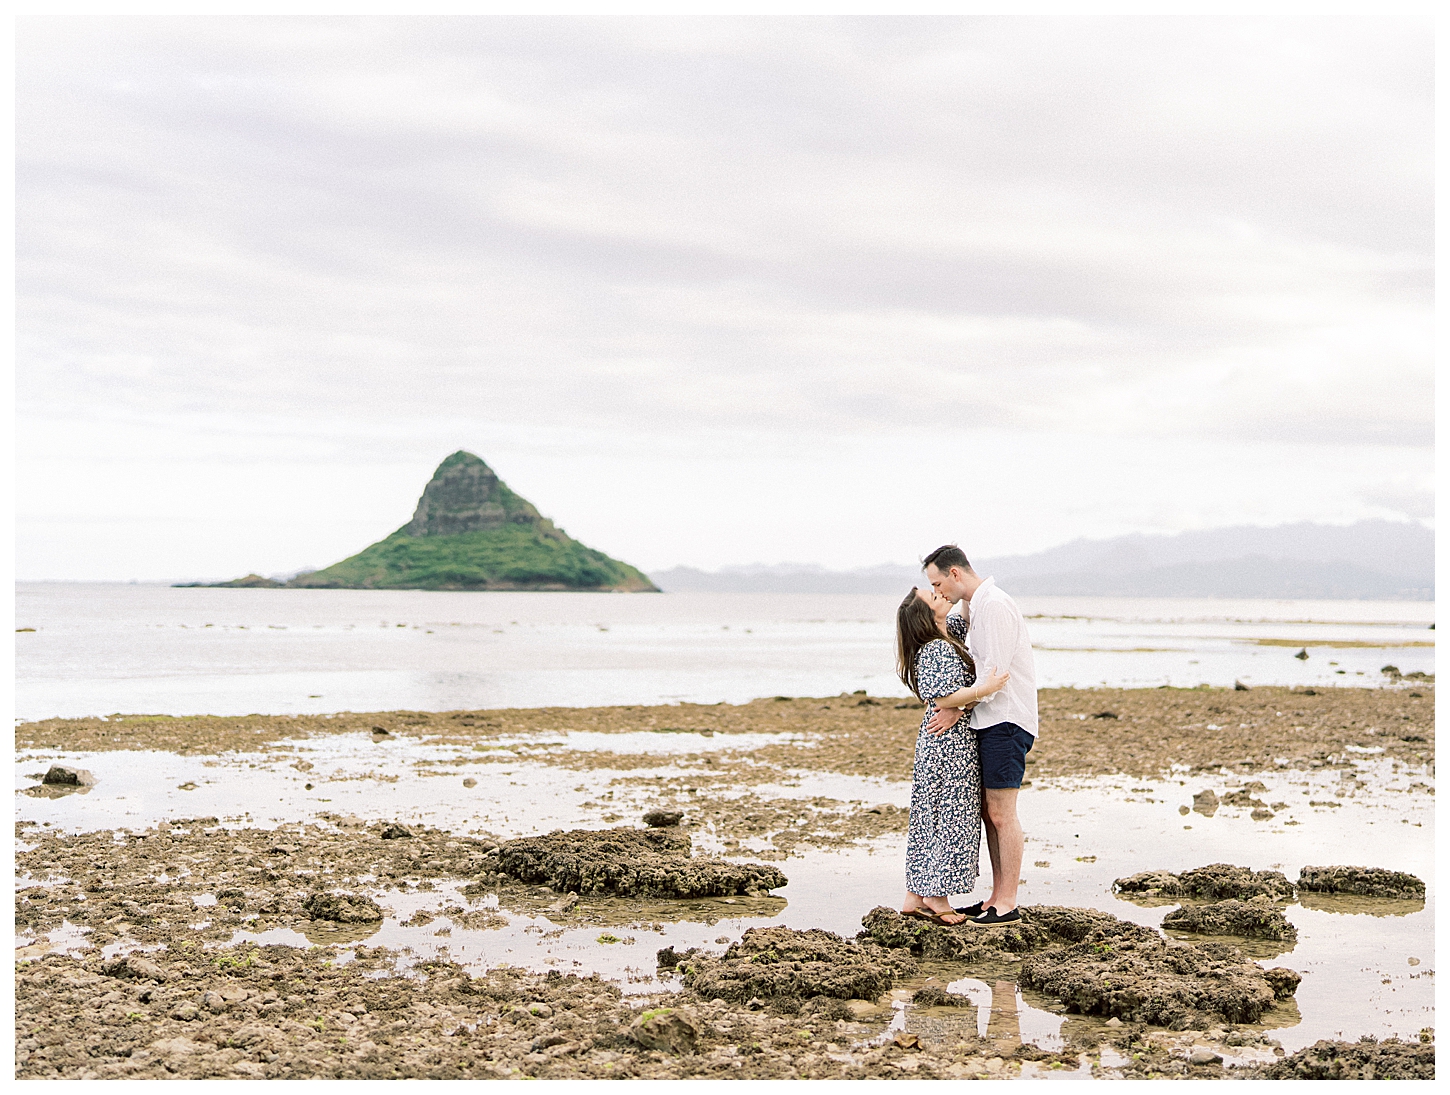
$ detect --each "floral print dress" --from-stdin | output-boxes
[905,631,982,897]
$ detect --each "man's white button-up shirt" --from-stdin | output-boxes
[959,576,1039,737]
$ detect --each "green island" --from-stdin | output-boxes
[185,451,657,592]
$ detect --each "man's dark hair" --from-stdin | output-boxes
[922,544,971,573]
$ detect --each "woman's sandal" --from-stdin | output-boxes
[904,907,967,926]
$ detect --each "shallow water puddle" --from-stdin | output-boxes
[15,739,634,835]
[941,978,1068,1050]
[14,729,828,837]
[14,732,1435,1060]
[490,729,811,755]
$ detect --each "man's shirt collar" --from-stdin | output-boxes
[968,575,996,614]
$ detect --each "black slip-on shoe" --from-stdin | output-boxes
[953,901,985,917]
[970,906,1021,926]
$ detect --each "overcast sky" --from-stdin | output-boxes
[16,15,1433,580]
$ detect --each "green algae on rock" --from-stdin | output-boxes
[194,451,657,592]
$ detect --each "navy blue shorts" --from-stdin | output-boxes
[976,722,1035,789]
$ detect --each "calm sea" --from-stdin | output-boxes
[13,583,1435,720]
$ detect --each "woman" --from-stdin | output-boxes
[895,586,1009,925]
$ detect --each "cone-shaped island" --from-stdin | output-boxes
[208,452,657,592]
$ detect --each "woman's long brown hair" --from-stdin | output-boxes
[896,588,974,701]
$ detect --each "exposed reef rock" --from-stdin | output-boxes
[1297,865,1426,900]
[1246,1037,1435,1080]
[42,765,96,787]
[1020,939,1298,1027]
[675,926,911,1006]
[1116,863,1425,906]
[489,828,786,899]
[1161,898,1298,941]
[859,904,1158,963]
[14,943,1059,1080]
[859,905,1300,1027]
[1113,863,1296,902]
[15,820,495,952]
[627,1007,700,1055]
[301,892,384,924]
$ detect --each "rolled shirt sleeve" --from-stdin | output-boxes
[967,601,1015,714]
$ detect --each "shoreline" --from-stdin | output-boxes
[17,685,1435,781]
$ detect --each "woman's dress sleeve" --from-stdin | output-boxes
[915,640,966,703]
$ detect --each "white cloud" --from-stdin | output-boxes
[15,15,1433,578]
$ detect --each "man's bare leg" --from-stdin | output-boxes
[981,814,1003,907]
[982,788,1023,913]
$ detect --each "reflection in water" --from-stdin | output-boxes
[19,783,94,799]
[230,926,317,950]
[942,975,1066,1052]
[1297,892,1426,919]
[986,979,1022,1050]
[1117,890,1427,923]
[1114,892,1193,909]
[298,920,384,946]
[1161,928,1297,960]
[15,919,95,959]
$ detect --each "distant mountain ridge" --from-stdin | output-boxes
[649,520,1433,600]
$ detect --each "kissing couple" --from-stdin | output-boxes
[894,545,1039,926]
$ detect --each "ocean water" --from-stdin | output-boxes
[13,583,1435,720]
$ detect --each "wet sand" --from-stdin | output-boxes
[15,685,1436,1079]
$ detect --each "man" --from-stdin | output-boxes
[922,544,1037,926]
